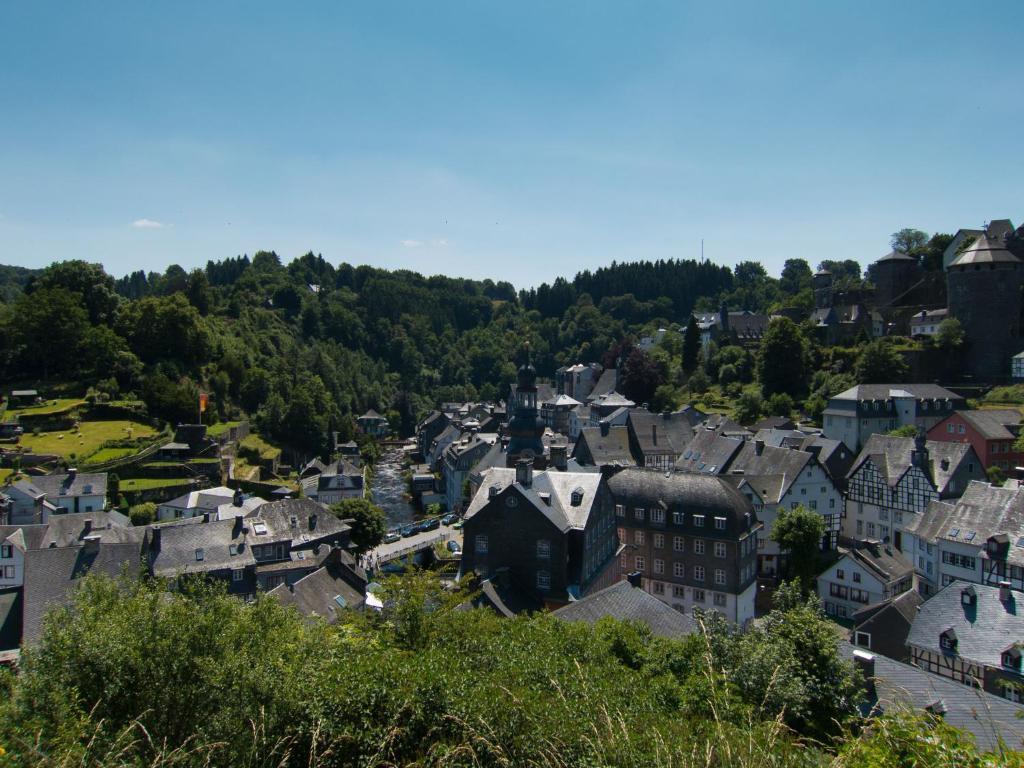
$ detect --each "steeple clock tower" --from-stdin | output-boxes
[506,343,546,465]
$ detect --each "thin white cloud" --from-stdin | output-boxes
[433,239,449,247]
[132,218,165,229]
[400,239,422,248]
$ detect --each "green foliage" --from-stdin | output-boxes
[935,317,965,350]
[888,425,919,437]
[757,317,809,399]
[329,497,386,554]
[767,392,795,418]
[771,505,826,590]
[682,314,700,372]
[127,501,157,526]
[734,388,764,424]
[855,339,909,384]
[987,465,1007,487]
[0,571,1018,767]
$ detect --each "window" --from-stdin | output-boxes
[475,535,489,554]
[0,545,11,559]
[809,500,817,511]
[232,569,244,582]
[714,542,727,558]
[836,569,845,580]
[653,558,664,575]
[829,498,835,509]
[693,515,705,527]
[653,581,665,595]
[947,423,954,433]
[854,631,871,648]
[673,585,685,598]
[653,533,665,549]
[673,511,684,525]
[615,504,625,517]
[3,565,14,579]
[866,523,876,537]
[856,520,863,535]
[633,530,645,545]
[1003,683,1023,704]
[694,539,705,555]
[958,424,966,434]
[536,539,551,559]
[693,588,705,602]
[940,634,956,651]
[634,507,645,520]
[651,508,665,524]
[673,562,685,578]
[673,536,685,552]
[714,569,726,585]
[536,570,551,591]
[694,565,705,581]
[941,552,976,570]
[714,516,726,530]
[853,572,861,583]
[713,592,727,607]
[635,556,645,572]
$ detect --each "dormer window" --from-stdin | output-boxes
[195,548,205,562]
[1003,647,1022,671]
[571,488,584,506]
[940,629,958,651]
[961,586,976,606]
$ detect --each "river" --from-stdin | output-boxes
[370,447,418,528]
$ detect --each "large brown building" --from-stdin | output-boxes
[606,467,761,625]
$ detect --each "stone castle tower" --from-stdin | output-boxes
[946,235,1023,383]
[812,268,833,309]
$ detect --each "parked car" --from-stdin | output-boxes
[441,513,458,525]
[422,518,441,532]
[452,520,464,530]
[446,540,461,554]
[384,532,401,544]
[400,525,416,538]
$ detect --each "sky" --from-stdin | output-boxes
[1,2,1021,288]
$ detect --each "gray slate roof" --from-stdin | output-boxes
[953,409,1022,441]
[466,468,602,533]
[573,426,635,468]
[949,234,1020,268]
[606,467,755,529]
[907,481,1024,567]
[675,429,744,474]
[268,551,367,621]
[841,541,914,585]
[849,434,979,494]
[830,383,964,403]
[22,542,144,644]
[39,510,140,548]
[552,580,699,638]
[907,580,1024,669]
[841,644,1024,752]
[627,410,695,459]
[33,472,107,499]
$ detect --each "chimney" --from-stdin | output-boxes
[309,513,318,531]
[233,515,243,537]
[1000,580,1013,603]
[852,649,876,696]
[652,424,658,446]
[83,518,93,535]
[754,439,765,456]
[911,429,929,471]
[600,421,610,437]
[515,459,533,488]
[550,445,568,471]
[202,512,211,523]
[488,484,500,498]
[68,467,77,481]
[233,488,244,507]
[539,492,552,506]
[627,571,643,588]
[82,534,101,554]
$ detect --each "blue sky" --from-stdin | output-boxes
[1,2,1021,287]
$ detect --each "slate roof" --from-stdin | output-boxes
[830,384,964,403]
[849,434,978,494]
[10,480,45,500]
[544,394,582,408]
[701,413,752,437]
[841,644,1024,752]
[954,410,1022,441]
[949,234,1020,268]
[161,486,244,513]
[841,541,914,585]
[675,429,744,474]
[907,580,1024,669]
[605,467,755,529]
[466,468,602,533]
[268,551,367,621]
[876,249,916,263]
[594,391,636,409]
[22,542,144,644]
[907,481,1024,567]
[359,409,386,421]
[552,580,699,638]
[854,588,923,627]
[721,440,816,503]
[627,410,695,459]
[587,368,619,402]
[33,472,107,499]
[573,426,635,468]
[0,525,48,551]
[39,510,140,548]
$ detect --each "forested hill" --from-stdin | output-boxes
[0,251,819,456]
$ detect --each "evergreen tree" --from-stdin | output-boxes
[682,315,700,373]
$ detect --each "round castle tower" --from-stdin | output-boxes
[946,235,1023,383]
